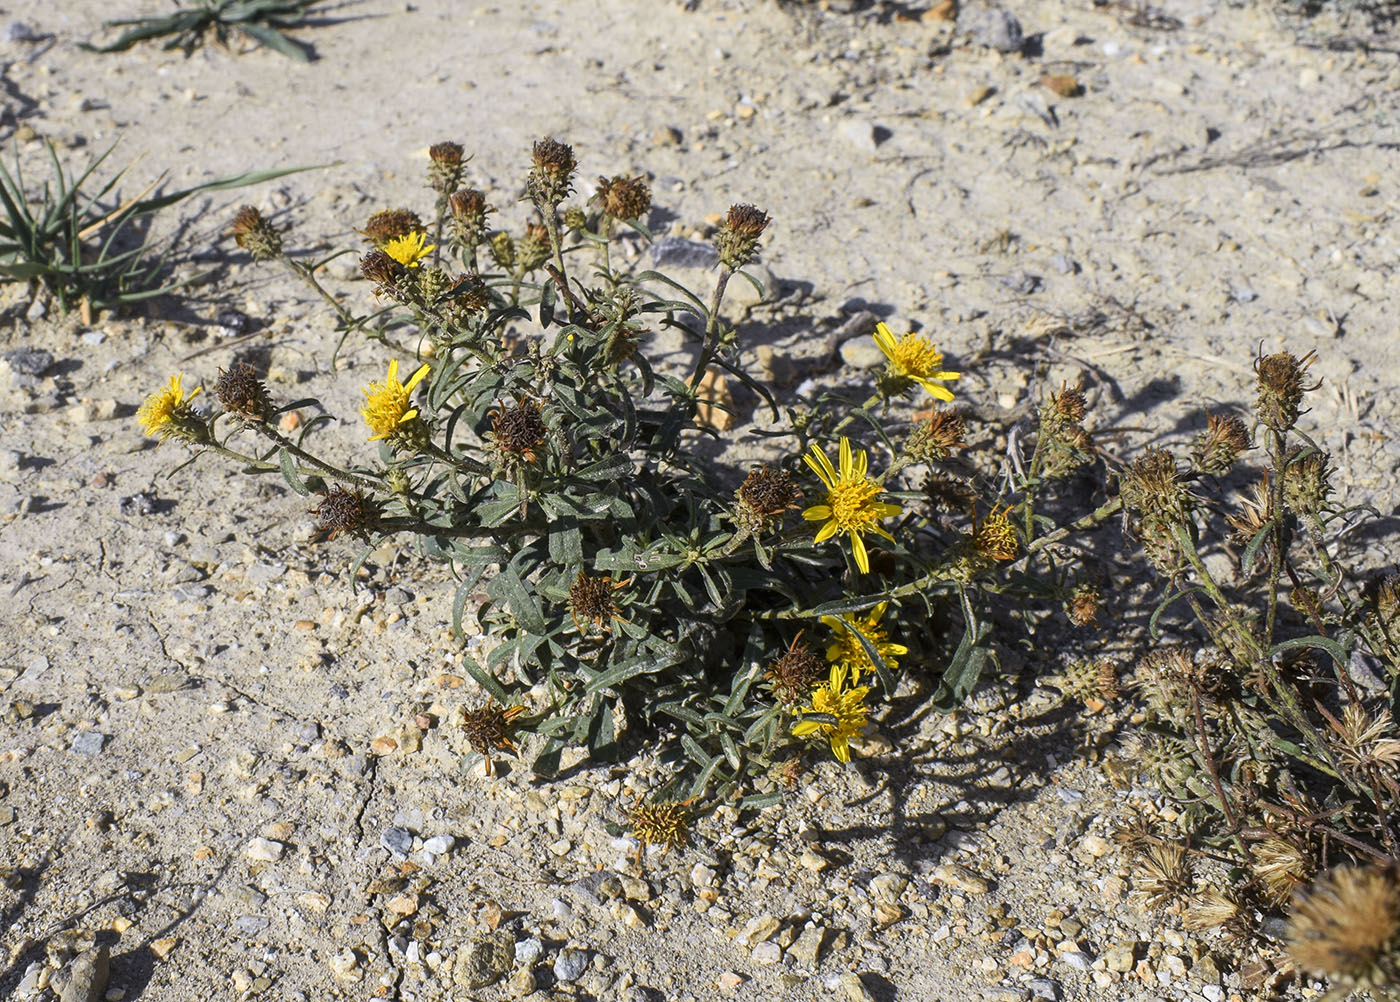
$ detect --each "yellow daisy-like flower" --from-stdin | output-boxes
[821,602,908,686]
[872,322,960,402]
[137,374,201,438]
[361,359,430,442]
[802,437,901,574]
[383,230,435,269]
[792,665,870,763]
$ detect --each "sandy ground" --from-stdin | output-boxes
[1,0,1399,1000]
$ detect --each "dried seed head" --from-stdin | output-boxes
[1183,888,1244,933]
[593,174,652,221]
[489,232,516,271]
[491,399,547,462]
[517,221,552,272]
[1134,733,1194,791]
[1366,573,1400,642]
[627,799,692,854]
[310,485,377,542]
[361,208,425,249]
[457,699,525,757]
[1057,656,1120,702]
[1327,703,1400,777]
[360,249,405,293]
[1282,446,1332,516]
[1050,383,1087,422]
[231,205,283,261]
[764,632,825,706]
[562,205,587,232]
[1254,349,1319,431]
[904,408,966,464]
[448,188,492,246]
[213,362,273,421]
[923,472,977,514]
[1287,865,1400,987]
[1120,448,1189,524]
[569,572,622,634]
[1136,842,1193,911]
[528,137,577,209]
[1253,837,1314,906]
[427,141,467,194]
[446,274,491,314]
[715,203,770,271]
[1066,583,1102,627]
[735,465,802,530]
[1191,412,1252,475]
[1227,478,1274,548]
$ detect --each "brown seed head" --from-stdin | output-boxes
[972,506,1018,561]
[1066,583,1102,627]
[715,203,770,271]
[1119,448,1189,524]
[764,632,825,706]
[1058,656,1119,702]
[1050,383,1087,422]
[1282,446,1332,516]
[736,465,802,527]
[457,699,525,757]
[1253,837,1314,906]
[517,222,552,272]
[1183,888,1244,934]
[1287,865,1400,985]
[360,249,404,292]
[1254,349,1319,431]
[447,189,492,246]
[491,399,547,462]
[1136,842,1193,911]
[231,206,283,261]
[528,137,577,209]
[593,175,652,221]
[361,208,425,249]
[310,485,377,542]
[904,408,966,464]
[427,141,467,194]
[627,799,692,854]
[570,572,622,633]
[1191,412,1252,475]
[213,362,273,421]
[1366,573,1400,629]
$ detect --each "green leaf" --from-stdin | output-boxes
[532,736,564,778]
[539,275,557,328]
[277,447,310,495]
[236,20,311,61]
[1270,633,1350,668]
[737,790,783,810]
[1149,584,1205,641]
[586,698,617,759]
[493,562,547,635]
[460,655,510,705]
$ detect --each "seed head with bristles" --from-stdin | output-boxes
[309,485,378,542]
[904,408,966,464]
[1287,865,1400,990]
[593,175,652,221]
[764,632,825,706]
[1254,348,1320,432]
[360,208,425,249]
[427,141,467,194]
[1191,412,1252,475]
[627,798,693,854]
[715,203,770,271]
[528,137,577,210]
[735,465,802,533]
[1135,842,1193,911]
[213,362,273,421]
[231,206,283,261]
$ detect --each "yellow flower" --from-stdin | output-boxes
[873,322,960,401]
[802,437,901,574]
[137,374,200,438]
[792,665,870,763]
[973,504,1019,560]
[361,359,429,441]
[383,230,435,268]
[821,602,908,686]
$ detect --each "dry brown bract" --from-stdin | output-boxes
[1287,865,1400,991]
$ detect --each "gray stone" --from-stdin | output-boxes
[514,937,543,966]
[381,826,413,859]
[552,947,590,983]
[1028,979,1062,1001]
[454,932,514,989]
[71,731,106,756]
[5,21,40,43]
[650,237,717,270]
[837,118,879,155]
[1050,254,1077,275]
[234,915,269,935]
[423,834,454,855]
[966,7,1024,52]
[57,945,109,1002]
[788,925,825,966]
[751,941,782,965]
[119,491,158,517]
[839,337,887,370]
[171,584,211,602]
[3,348,53,377]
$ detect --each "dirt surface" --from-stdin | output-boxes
[2,1,1398,1000]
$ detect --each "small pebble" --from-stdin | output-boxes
[552,947,589,983]
[244,838,284,862]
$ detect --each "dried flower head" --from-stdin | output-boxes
[764,632,826,705]
[627,798,693,854]
[1227,478,1275,548]
[792,665,871,764]
[1287,865,1400,989]
[489,231,516,271]
[593,174,651,221]
[491,399,547,463]
[213,362,273,421]
[972,505,1019,561]
[517,221,551,272]
[360,359,430,442]
[562,205,587,232]
[923,472,978,514]
[310,484,377,541]
[528,137,577,209]
[735,465,802,533]
[1253,837,1314,906]
[904,407,966,463]
[802,437,901,575]
[1368,573,1400,624]
[1282,446,1332,516]
[457,699,526,776]
[1057,656,1119,702]
[448,188,492,247]
[360,249,405,293]
[230,205,282,260]
[1326,703,1400,777]
[1183,887,1245,934]
[1050,383,1088,422]
[427,141,467,194]
[137,374,206,444]
[361,208,425,249]
[1066,582,1102,627]
[1120,448,1190,524]
[822,602,907,687]
[569,572,627,634]
[715,203,769,270]
[1254,348,1319,431]
[1135,842,1193,911]
[873,323,961,402]
[1191,413,1252,475]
